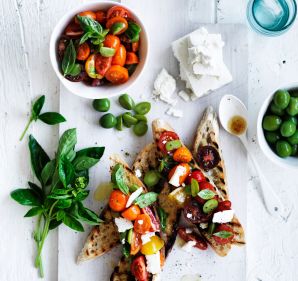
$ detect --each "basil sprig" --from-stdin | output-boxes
[213,230,233,239]
[11,129,105,277]
[111,164,130,195]
[19,95,66,141]
[76,15,109,45]
[125,21,141,43]
[134,192,158,208]
[157,207,167,232]
[62,40,81,76]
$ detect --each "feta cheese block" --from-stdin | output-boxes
[212,210,234,223]
[126,187,143,208]
[178,90,191,101]
[181,240,196,253]
[169,165,186,187]
[114,217,133,233]
[146,251,161,274]
[165,107,184,118]
[153,68,177,106]
[141,232,155,245]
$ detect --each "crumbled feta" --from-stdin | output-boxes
[153,68,177,106]
[135,169,142,178]
[126,187,143,208]
[169,165,186,187]
[114,217,133,233]
[212,210,234,223]
[152,274,161,281]
[178,90,190,102]
[165,107,184,118]
[185,228,193,234]
[181,240,196,253]
[121,238,125,244]
[146,251,161,274]
[141,232,155,245]
[138,220,144,225]
[199,223,208,229]
[186,213,192,219]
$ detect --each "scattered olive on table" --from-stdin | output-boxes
[93,98,110,112]
[262,89,298,158]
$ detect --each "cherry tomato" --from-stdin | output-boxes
[178,227,208,250]
[95,54,112,77]
[112,44,126,66]
[64,22,83,37]
[134,214,151,234]
[95,10,106,23]
[75,11,96,24]
[85,54,103,79]
[131,256,148,281]
[194,181,217,205]
[126,52,139,65]
[105,65,129,84]
[141,235,164,255]
[197,145,220,171]
[106,16,128,35]
[213,224,234,245]
[216,200,232,212]
[173,147,192,163]
[132,41,139,52]
[108,190,128,212]
[168,163,191,186]
[130,231,142,255]
[107,6,131,19]
[76,42,90,61]
[186,170,206,184]
[142,207,160,232]
[121,205,141,221]
[104,34,121,50]
[158,131,179,154]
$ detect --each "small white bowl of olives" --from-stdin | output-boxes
[257,84,298,169]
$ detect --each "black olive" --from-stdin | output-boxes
[197,145,220,171]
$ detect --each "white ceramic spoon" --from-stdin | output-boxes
[219,94,290,220]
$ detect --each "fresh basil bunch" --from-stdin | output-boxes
[11,128,105,277]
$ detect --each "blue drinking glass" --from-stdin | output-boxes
[247,0,297,36]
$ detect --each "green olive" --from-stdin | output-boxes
[285,115,298,125]
[93,99,110,112]
[123,113,138,126]
[133,121,148,136]
[99,113,117,128]
[265,131,280,144]
[276,140,292,158]
[280,121,296,137]
[122,112,133,128]
[134,114,147,122]
[273,90,290,110]
[270,103,285,116]
[291,144,298,156]
[134,102,151,115]
[144,170,160,188]
[286,97,298,116]
[165,140,182,151]
[203,199,218,214]
[288,130,298,145]
[115,115,123,131]
[118,94,135,110]
[262,115,282,131]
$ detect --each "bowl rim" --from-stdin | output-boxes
[49,0,149,99]
[257,82,298,169]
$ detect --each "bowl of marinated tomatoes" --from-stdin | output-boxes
[50,1,148,99]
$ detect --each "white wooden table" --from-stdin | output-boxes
[1,0,298,281]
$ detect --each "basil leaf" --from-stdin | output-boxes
[213,230,233,239]
[41,160,56,186]
[72,156,100,171]
[53,188,69,195]
[125,21,141,43]
[62,40,77,76]
[47,194,72,199]
[49,219,62,230]
[157,207,167,232]
[191,179,199,197]
[63,213,84,232]
[198,189,216,200]
[68,63,81,76]
[29,135,50,183]
[11,189,42,206]
[79,32,92,44]
[111,164,129,195]
[75,147,105,159]
[134,192,158,208]
[24,206,44,217]
[56,199,72,209]
[57,128,77,159]
[77,15,103,34]
[38,112,66,125]
[77,202,102,225]
[74,190,89,202]
[208,222,216,235]
[56,210,65,221]
[122,243,130,258]
[58,157,75,188]
[28,182,44,200]
[32,95,45,120]
[73,176,88,190]
[184,185,191,195]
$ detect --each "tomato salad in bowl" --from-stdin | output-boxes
[50,2,148,99]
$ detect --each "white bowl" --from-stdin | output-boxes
[257,83,298,169]
[49,1,148,99]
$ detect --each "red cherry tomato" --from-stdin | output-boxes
[95,54,112,77]
[104,35,121,50]
[106,16,128,35]
[125,52,139,65]
[178,227,208,250]
[132,41,139,52]
[186,170,206,184]
[108,190,128,212]
[95,10,106,23]
[157,131,179,154]
[130,231,142,255]
[105,65,129,84]
[134,214,151,234]
[75,11,96,24]
[216,200,232,212]
[112,44,126,66]
[131,256,149,281]
[107,6,131,19]
[213,224,234,245]
[194,181,217,205]
[76,43,90,61]
[64,22,83,37]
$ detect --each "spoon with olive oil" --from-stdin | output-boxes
[219,95,289,220]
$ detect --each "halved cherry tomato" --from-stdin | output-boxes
[178,227,208,250]
[157,131,179,154]
[168,163,191,186]
[95,54,112,77]
[85,54,103,79]
[106,16,128,35]
[173,147,192,163]
[126,52,139,65]
[130,231,142,255]
[76,42,90,61]
[186,170,206,184]
[141,235,164,255]
[121,205,141,221]
[75,11,96,24]
[213,224,234,245]
[108,190,128,212]
[107,6,131,19]
[131,256,148,281]
[104,34,121,50]
[134,214,151,234]
[216,200,232,212]
[105,65,129,84]
[142,207,160,232]
[64,22,83,37]
[160,250,165,267]
[95,10,106,23]
[112,44,126,66]
[132,41,139,52]
[194,181,217,205]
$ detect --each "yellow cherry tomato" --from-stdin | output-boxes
[140,235,164,255]
[85,54,103,79]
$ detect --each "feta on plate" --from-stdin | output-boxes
[212,210,234,223]
[114,217,133,233]
[181,240,196,253]
[126,187,143,208]
[169,165,186,187]
[165,107,184,118]
[141,232,155,245]
[146,251,161,274]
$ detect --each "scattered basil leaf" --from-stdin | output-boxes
[157,207,167,232]
[62,40,80,76]
[24,206,44,217]
[111,164,129,195]
[213,231,233,239]
[191,179,199,197]
[32,96,45,120]
[11,189,42,206]
[134,192,158,208]
[198,189,216,200]
[38,112,66,125]
[62,213,84,232]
